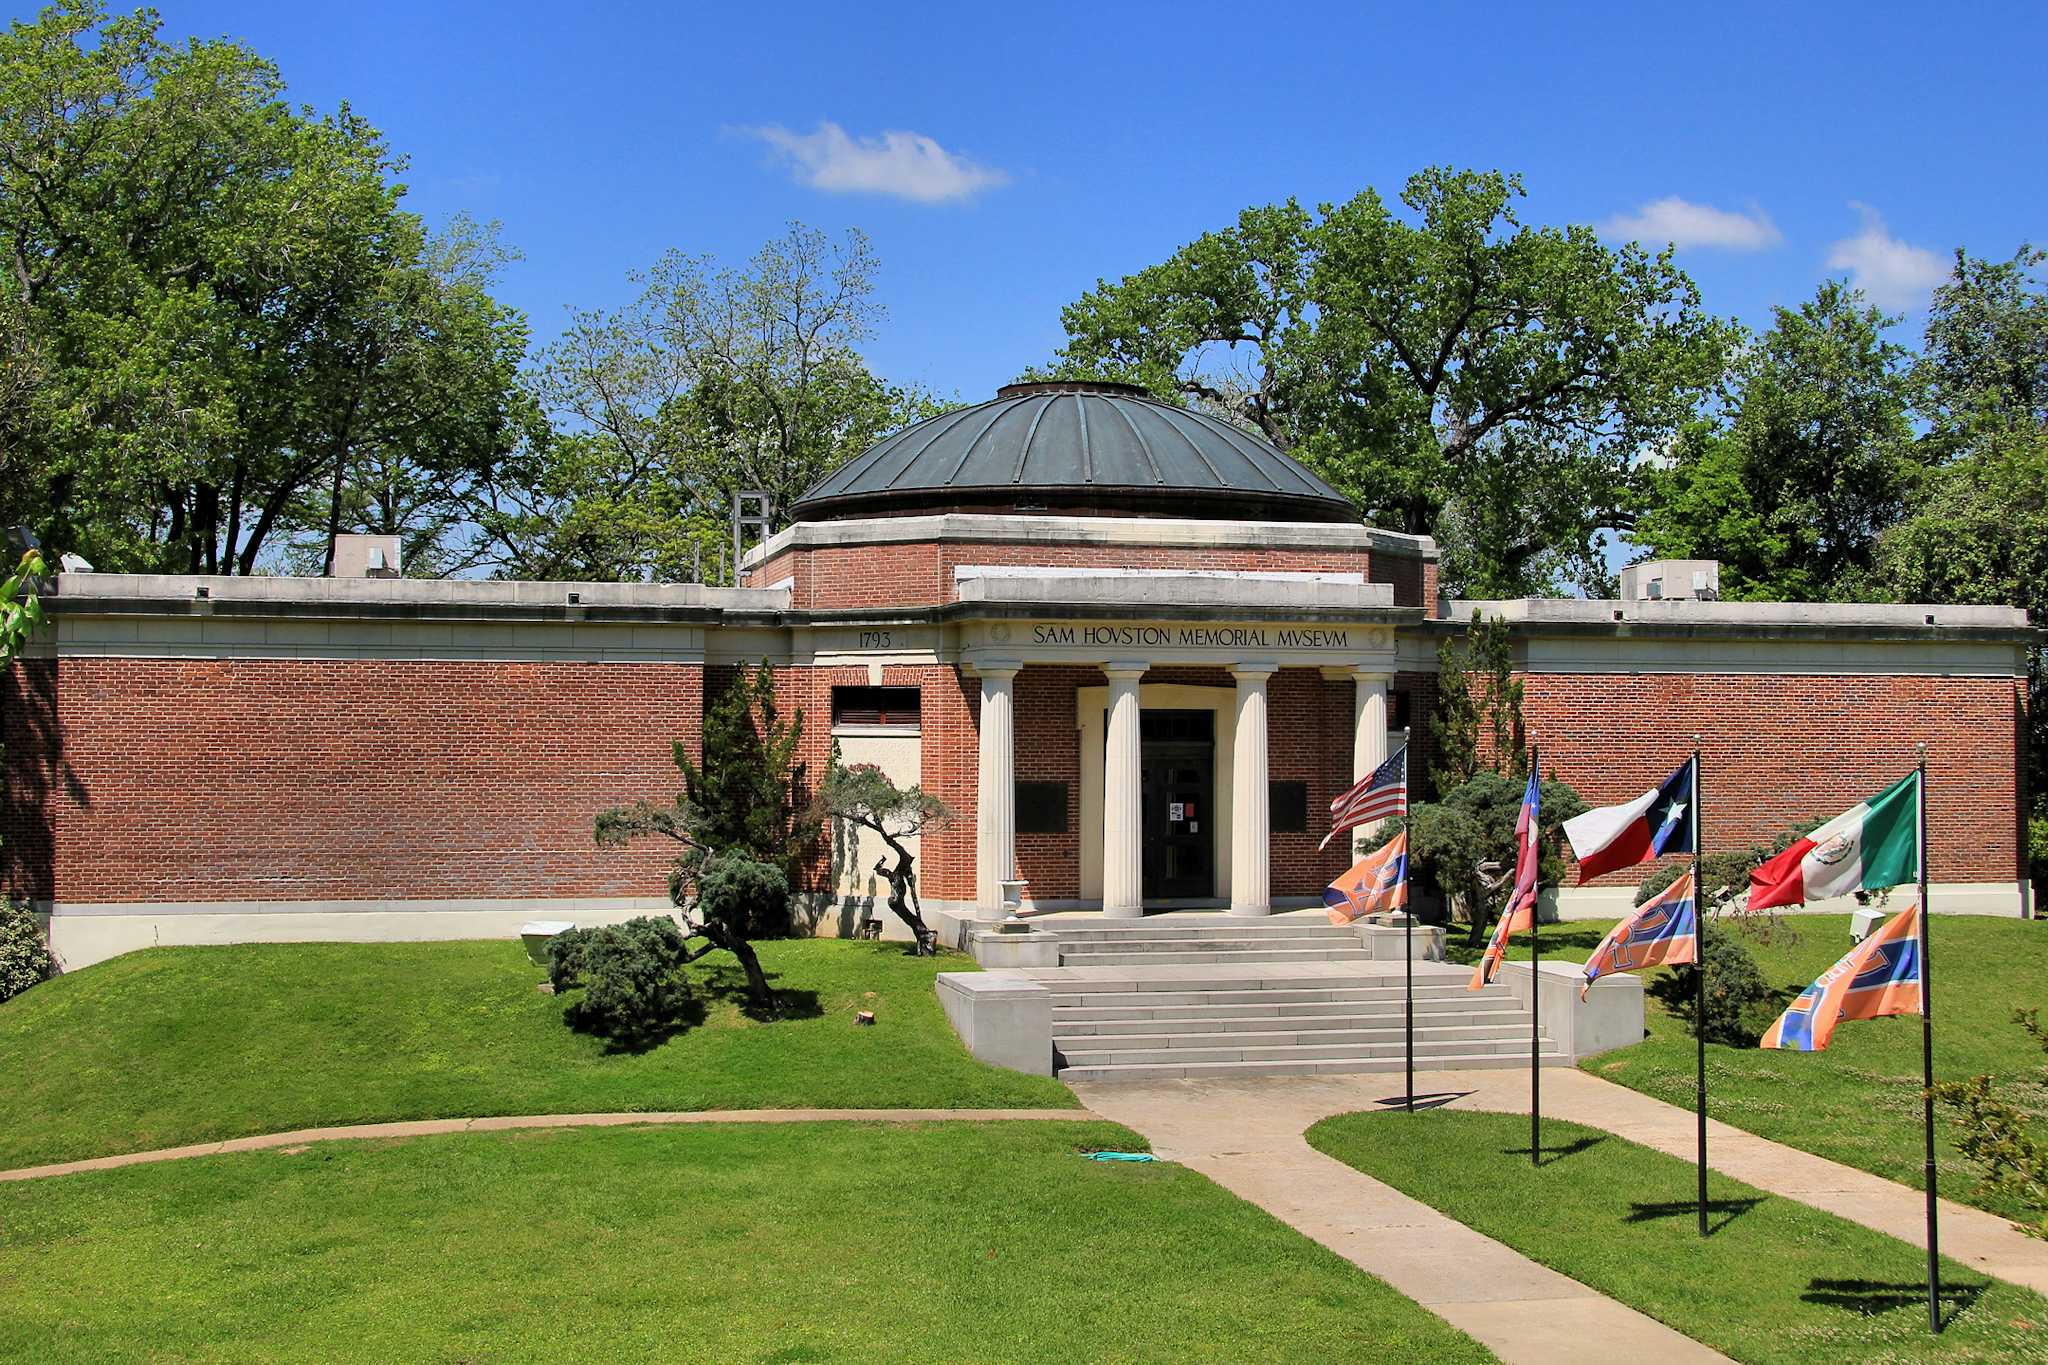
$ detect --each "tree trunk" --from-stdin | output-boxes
[726,935,778,1017]
[874,831,935,954]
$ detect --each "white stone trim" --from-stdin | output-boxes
[955,565,1368,585]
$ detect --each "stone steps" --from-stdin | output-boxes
[1041,981,1483,1006]
[1057,1033,1547,1068]
[1053,1009,1529,1037]
[1057,1048,1569,1085]
[1048,922,1355,943]
[1058,946,1376,967]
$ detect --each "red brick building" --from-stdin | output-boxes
[9,381,2034,967]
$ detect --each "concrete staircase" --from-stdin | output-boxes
[1035,917,1565,1084]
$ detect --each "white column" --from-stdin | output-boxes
[974,664,1020,920]
[1101,664,1147,918]
[1351,670,1392,855]
[1230,664,1276,917]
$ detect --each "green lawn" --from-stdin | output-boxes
[1308,1110,2047,1364]
[0,1120,1492,1364]
[0,938,1075,1169]
[1453,913,2048,1223]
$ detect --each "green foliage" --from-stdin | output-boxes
[1657,928,1778,1046]
[1634,280,1923,601]
[1377,769,1586,939]
[1427,612,1523,794]
[1428,634,1478,795]
[481,224,947,581]
[1935,1008,2048,1240]
[684,663,818,899]
[546,917,694,1046]
[818,755,952,948]
[694,851,791,945]
[0,899,50,1003]
[1634,816,1826,915]
[1048,167,1733,596]
[0,3,530,574]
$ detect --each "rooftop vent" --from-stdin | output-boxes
[331,533,401,579]
[1619,559,1719,602]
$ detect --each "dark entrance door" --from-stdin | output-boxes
[1139,710,1215,900]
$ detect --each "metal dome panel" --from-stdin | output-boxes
[790,381,1356,523]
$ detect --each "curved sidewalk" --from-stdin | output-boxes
[0,1108,1096,1184]
[1072,1074,1729,1365]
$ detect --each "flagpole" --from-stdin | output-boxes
[1529,743,1541,1168]
[1693,737,1708,1238]
[1917,742,1941,1333]
[1403,749,1415,1114]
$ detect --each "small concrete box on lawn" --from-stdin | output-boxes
[520,920,576,966]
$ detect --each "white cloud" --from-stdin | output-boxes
[1823,203,1952,310]
[1599,196,1781,250]
[741,121,1008,204]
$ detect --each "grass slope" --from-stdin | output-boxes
[0,939,1074,1168]
[1309,1110,2047,1364]
[1455,913,2048,1222]
[0,1120,1492,1364]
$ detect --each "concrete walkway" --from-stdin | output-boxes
[0,1108,1095,1184]
[1443,1065,2048,1298]
[1072,1074,1729,1365]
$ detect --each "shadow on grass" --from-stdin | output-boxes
[1443,923,1611,967]
[1506,1133,1608,1166]
[1374,1091,1473,1112]
[1624,1196,1765,1235]
[1802,1276,1984,1324]
[563,994,710,1055]
[695,961,823,1023]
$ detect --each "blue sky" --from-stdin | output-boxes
[74,1,2048,403]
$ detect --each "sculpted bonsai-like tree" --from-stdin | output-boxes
[594,663,818,1014]
[819,756,954,954]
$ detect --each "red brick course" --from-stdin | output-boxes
[1521,672,2024,886]
[751,536,1434,610]
[4,658,704,905]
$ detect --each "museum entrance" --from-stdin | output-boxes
[1139,709,1215,899]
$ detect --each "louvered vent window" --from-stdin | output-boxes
[831,686,921,729]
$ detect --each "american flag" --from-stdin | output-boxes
[1319,746,1408,850]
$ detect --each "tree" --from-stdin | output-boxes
[0,3,529,575]
[818,756,953,953]
[480,224,943,582]
[1428,611,1524,795]
[1634,280,1923,600]
[1050,168,1733,595]
[593,665,819,1014]
[0,545,46,1001]
[1866,246,2048,892]
[1377,769,1585,946]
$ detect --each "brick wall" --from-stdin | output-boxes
[4,657,704,905]
[750,535,1436,609]
[1522,672,2024,885]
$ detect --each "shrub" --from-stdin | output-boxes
[696,851,791,942]
[0,900,50,1003]
[547,916,694,1045]
[1662,928,1778,1046]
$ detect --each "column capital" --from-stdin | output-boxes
[1100,661,1150,682]
[1348,668,1393,684]
[1229,661,1278,681]
[973,660,1022,681]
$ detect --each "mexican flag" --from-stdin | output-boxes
[1748,771,1921,911]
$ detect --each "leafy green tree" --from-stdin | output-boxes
[1428,611,1524,794]
[481,224,942,581]
[594,666,817,1013]
[1865,245,2048,891]
[0,547,46,1000]
[1634,280,1923,600]
[1375,769,1586,946]
[0,3,528,575]
[818,755,954,953]
[1050,168,1733,595]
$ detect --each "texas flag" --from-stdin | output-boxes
[1562,757,1696,884]
[1760,897,1923,1051]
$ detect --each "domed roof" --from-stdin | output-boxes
[789,380,1357,523]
